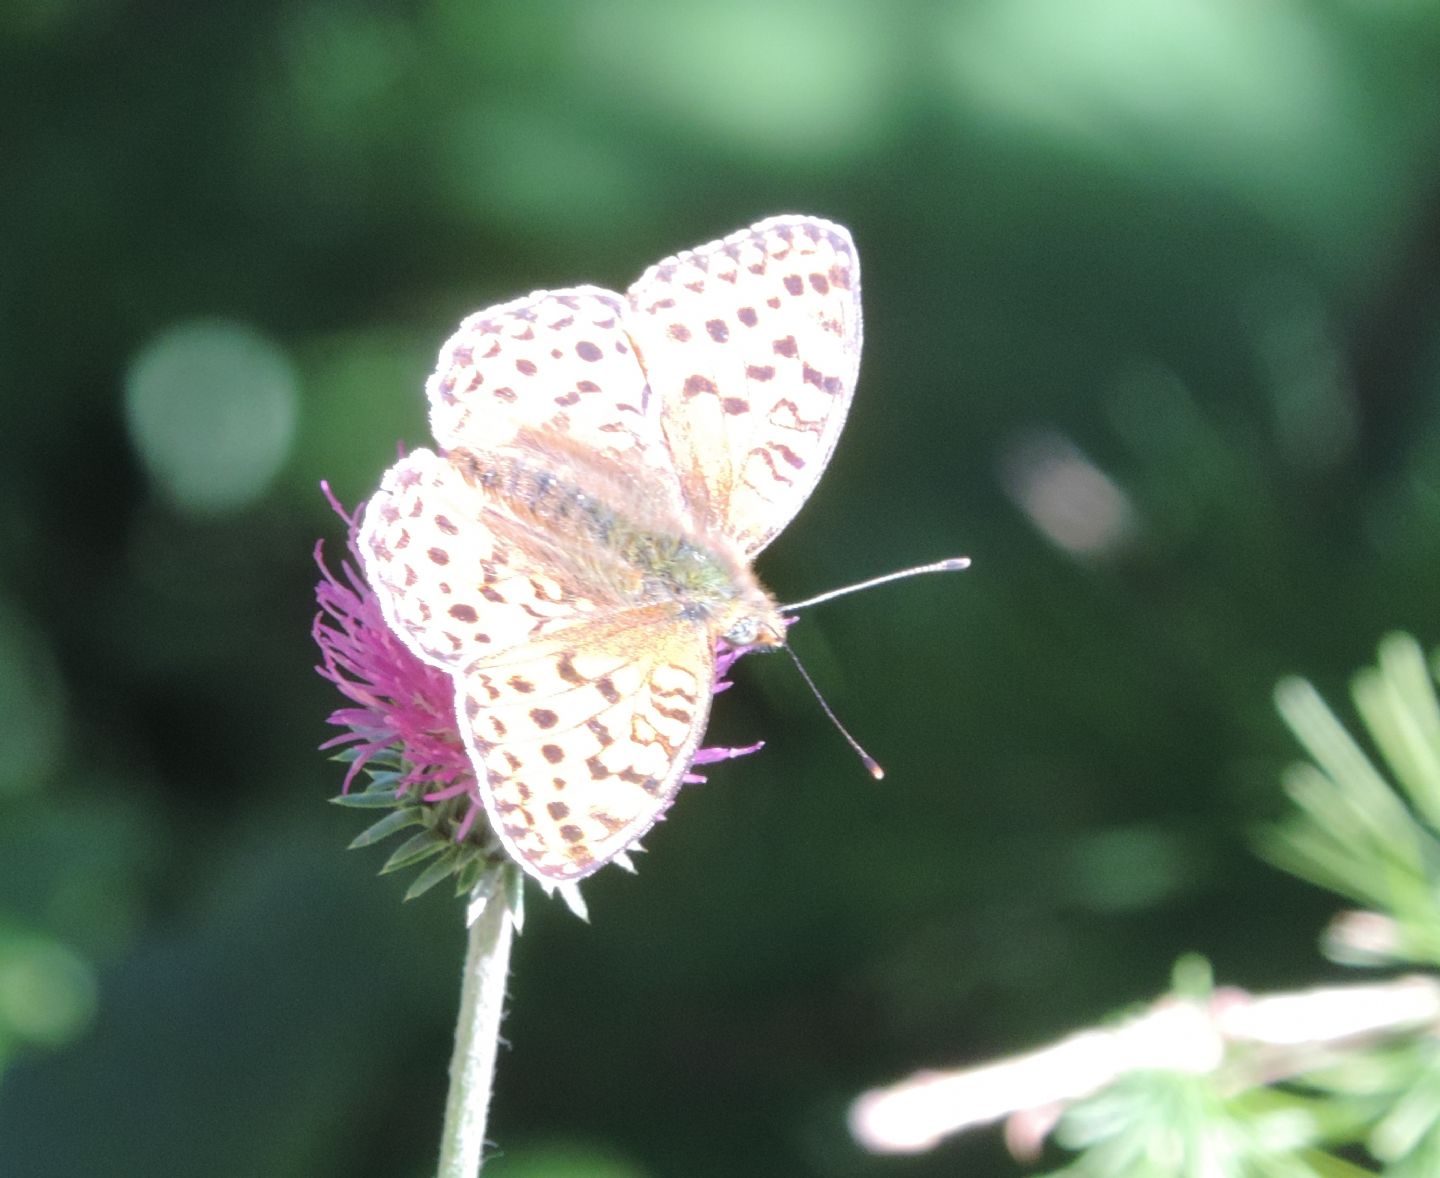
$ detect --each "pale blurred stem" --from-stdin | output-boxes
[848,971,1440,1158]
[436,890,514,1178]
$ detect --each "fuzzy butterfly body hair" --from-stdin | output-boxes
[450,430,783,642]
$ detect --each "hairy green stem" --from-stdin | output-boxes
[436,888,514,1177]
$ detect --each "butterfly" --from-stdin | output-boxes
[359,216,862,882]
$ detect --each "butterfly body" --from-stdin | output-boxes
[449,440,786,649]
[361,216,861,881]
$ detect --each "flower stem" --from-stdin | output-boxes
[436,885,515,1178]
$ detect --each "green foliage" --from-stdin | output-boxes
[1044,635,1440,1177]
[331,750,513,903]
[1263,635,1440,1174]
[1053,1074,1377,1178]
[1266,635,1440,968]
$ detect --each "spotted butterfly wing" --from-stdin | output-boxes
[628,216,862,556]
[425,287,689,521]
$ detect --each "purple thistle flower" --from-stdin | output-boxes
[312,484,766,891]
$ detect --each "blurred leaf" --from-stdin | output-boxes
[1263,636,1440,969]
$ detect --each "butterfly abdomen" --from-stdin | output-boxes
[453,448,616,542]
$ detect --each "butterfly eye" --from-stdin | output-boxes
[724,616,761,646]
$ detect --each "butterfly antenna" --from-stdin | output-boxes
[776,555,970,780]
[781,557,971,612]
[784,645,885,781]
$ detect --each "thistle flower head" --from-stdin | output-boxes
[313,492,466,796]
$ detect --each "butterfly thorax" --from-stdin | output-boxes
[450,446,787,649]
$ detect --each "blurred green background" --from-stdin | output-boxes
[4,1,1440,1175]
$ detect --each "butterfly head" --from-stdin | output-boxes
[717,585,789,651]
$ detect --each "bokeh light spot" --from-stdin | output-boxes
[124,320,299,515]
[0,935,96,1049]
[1001,430,1138,556]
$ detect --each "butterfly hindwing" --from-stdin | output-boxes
[454,615,716,880]
[360,448,624,668]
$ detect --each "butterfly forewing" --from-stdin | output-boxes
[626,216,862,557]
[425,286,687,516]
